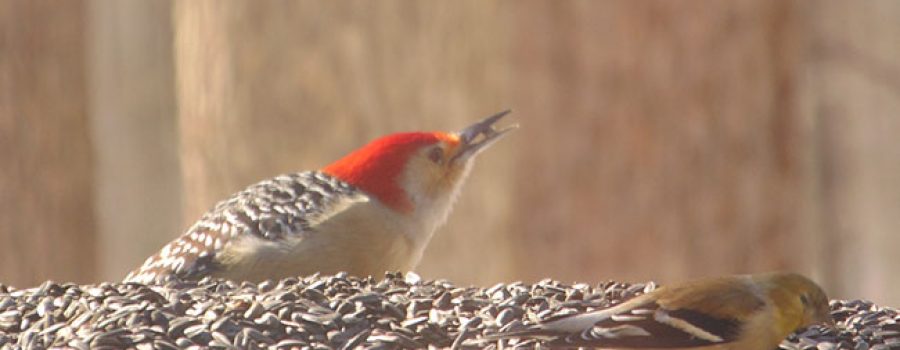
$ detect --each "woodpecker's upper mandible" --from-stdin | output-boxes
[124,111,516,284]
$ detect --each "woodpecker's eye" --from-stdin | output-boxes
[427,147,444,164]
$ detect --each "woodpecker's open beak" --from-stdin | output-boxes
[451,110,517,164]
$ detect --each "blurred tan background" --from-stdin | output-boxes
[2,0,899,306]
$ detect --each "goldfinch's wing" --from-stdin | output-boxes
[543,303,745,348]
[484,277,765,348]
[570,277,767,348]
[483,295,672,347]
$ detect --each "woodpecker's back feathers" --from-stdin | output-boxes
[124,172,366,284]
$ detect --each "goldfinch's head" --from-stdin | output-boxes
[761,272,833,328]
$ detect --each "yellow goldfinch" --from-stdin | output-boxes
[486,272,833,349]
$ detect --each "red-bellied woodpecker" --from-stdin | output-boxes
[124,111,516,284]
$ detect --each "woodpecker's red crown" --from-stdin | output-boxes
[322,111,515,214]
[322,132,458,212]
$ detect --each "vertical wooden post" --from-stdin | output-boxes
[87,0,180,281]
[0,0,97,286]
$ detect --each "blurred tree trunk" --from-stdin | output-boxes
[87,0,180,282]
[172,1,514,285]
[803,0,900,304]
[0,0,97,286]
[508,1,812,284]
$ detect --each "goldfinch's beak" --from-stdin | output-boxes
[451,110,517,164]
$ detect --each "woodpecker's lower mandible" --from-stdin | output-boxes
[124,111,516,284]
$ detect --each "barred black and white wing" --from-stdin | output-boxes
[124,171,366,284]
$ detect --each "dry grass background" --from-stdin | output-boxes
[2,0,899,306]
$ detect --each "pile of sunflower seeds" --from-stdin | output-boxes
[784,299,900,350]
[0,272,895,349]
